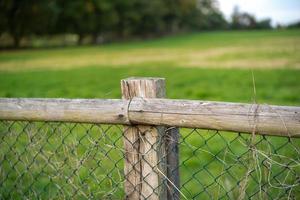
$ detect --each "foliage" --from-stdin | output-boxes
[0,0,226,47]
[230,6,272,30]
[287,21,300,29]
[0,0,58,47]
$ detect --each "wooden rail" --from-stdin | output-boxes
[0,98,129,124]
[129,98,300,137]
[0,97,299,137]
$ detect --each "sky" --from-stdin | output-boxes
[218,0,300,26]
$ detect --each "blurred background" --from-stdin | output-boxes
[0,0,299,105]
[0,0,299,47]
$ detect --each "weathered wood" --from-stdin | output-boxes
[165,127,180,200]
[0,97,299,137]
[129,98,300,137]
[121,77,168,200]
[0,98,129,124]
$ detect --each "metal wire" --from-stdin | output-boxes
[0,121,125,199]
[0,120,299,199]
[179,128,300,199]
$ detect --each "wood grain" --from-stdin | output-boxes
[0,97,299,137]
[0,98,129,124]
[121,77,168,200]
[165,127,180,200]
[129,98,300,137]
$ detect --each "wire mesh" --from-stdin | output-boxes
[178,128,300,199]
[0,120,299,199]
[0,121,125,199]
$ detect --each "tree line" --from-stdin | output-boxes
[0,0,273,48]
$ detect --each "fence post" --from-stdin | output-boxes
[121,77,179,200]
[165,127,180,200]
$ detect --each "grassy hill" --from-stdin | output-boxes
[0,29,299,105]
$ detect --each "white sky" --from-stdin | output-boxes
[218,0,300,25]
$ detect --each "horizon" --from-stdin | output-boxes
[219,0,300,26]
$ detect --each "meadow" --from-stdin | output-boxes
[0,29,300,104]
[0,29,300,199]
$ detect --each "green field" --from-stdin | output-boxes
[0,29,300,104]
[0,29,300,199]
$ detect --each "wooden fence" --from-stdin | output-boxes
[0,77,299,199]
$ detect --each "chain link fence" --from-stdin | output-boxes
[179,128,300,199]
[0,121,125,199]
[1,120,299,199]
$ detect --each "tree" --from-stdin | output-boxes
[90,0,118,44]
[55,0,97,45]
[287,21,300,29]
[0,0,234,48]
[256,18,272,29]
[180,0,227,31]
[0,0,57,47]
[231,6,256,29]
[230,6,272,30]
[163,0,183,33]
[131,0,168,37]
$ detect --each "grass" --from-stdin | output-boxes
[0,29,299,199]
[0,66,299,105]
[0,29,299,105]
[0,29,300,71]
